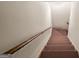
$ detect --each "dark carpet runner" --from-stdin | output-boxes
[40,28,79,58]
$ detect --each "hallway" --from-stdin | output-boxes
[40,28,79,58]
[0,2,79,58]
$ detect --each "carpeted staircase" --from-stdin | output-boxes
[40,28,79,58]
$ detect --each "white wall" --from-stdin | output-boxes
[68,2,79,53]
[49,2,71,29]
[0,2,52,57]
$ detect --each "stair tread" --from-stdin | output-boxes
[47,43,72,45]
[44,45,75,51]
[40,51,78,58]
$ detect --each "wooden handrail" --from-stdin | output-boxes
[3,27,52,54]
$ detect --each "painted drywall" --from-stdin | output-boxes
[68,2,79,52]
[0,2,52,57]
[12,28,51,58]
[49,2,71,29]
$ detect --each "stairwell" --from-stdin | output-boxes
[40,28,79,58]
